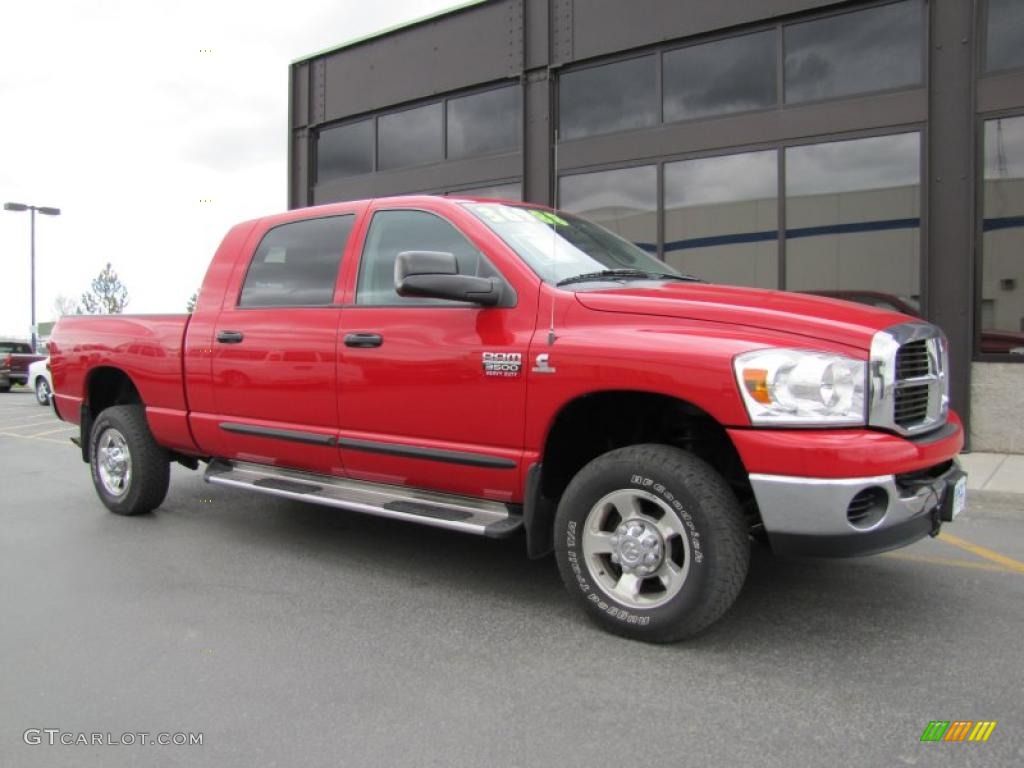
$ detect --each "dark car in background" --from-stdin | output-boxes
[804,291,1024,356]
[0,340,47,392]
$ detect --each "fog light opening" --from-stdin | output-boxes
[846,487,889,530]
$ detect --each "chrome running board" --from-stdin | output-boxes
[204,459,522,538]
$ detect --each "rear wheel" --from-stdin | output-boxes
[89,405,170,515]
[35,377,51,406]
[554,444,749,642]
[0,385,10,393]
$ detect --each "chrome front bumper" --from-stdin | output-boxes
[749,460,964,557]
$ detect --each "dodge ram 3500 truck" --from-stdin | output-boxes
[50,195,967,642]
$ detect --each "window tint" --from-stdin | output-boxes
[980,116,1024,355]
[663,31,777,122]
[664,150,778,288]
[239,215,354,308]
[356,210,491,305]
[559,56,658,140]
[558,166,658,252]
[378,103,443,171]
[986,0,1024,73]
[784,0,922,104]
[785,133,921,301]
[317,119,372,182]
[447,86,520,159]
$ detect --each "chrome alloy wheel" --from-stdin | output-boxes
[97,428,132,497]
[580,489,691,609]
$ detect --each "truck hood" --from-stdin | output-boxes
[573,283,911,350]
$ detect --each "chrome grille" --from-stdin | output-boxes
[869,323,949,436]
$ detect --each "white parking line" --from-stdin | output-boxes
[23,425,77,438]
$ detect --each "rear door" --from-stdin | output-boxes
[210,212,357,475]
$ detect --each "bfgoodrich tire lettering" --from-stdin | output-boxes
[89,405,170,515]
[554,444,749,642]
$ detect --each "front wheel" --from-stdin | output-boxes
[89,405,170,515]
[35,377,51,406]
[554,444,749,642]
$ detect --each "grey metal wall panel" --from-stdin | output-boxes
[291,63,309,129]
[568,0,844,63]
[311,153,522,204]
[290,132,310,209]
[321,1,519,123]
[556,89,928,171]
[524,0,549,69]
[977,70,1024,113]
[524,74,553,204]
[927,0,974,436]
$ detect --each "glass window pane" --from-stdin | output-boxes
[449,181,522,200]
[378,103,443,171]
[558,166,657,251]
[447,86,520,159]
[664,151,778,288]
[986,0,1024,73]
[317,120,372,182]
[664,31,777,122]
[981,116,1024,355]
[240,216,354,307]
[785,133,921,305]
[356,210,487,306]
[559,56,657,140]
[784,0,922,104]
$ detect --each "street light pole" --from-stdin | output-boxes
[4,201,61,352]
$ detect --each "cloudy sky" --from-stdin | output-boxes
[0,0,462,337]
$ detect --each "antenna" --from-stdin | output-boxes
[548,129,558,346]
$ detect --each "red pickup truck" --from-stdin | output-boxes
[50,196,966,642]
[0,340,47,392]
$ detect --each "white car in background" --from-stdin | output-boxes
[27,359,52,406]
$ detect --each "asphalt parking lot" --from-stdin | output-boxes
[1,388,1022,768]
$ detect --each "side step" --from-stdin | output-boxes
[204,460,523,539]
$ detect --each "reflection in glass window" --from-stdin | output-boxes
[986,0,1024,73]
[356,210,488,306]
[559,56,657,140]
[449,181,522,201]
[664,31,777,123]
[317,120,373,182]
[784,0,922,104]
[981,116,1024,355]
[378,103,443,171]
[447,86,520,159]
[664,151,778,288]
[240,216,354,307]
[785,133,920,303]
[558,166,657,251]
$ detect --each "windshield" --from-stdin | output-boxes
[463,202,683,286]
[0,342,32,354]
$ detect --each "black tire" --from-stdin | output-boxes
[89,405,170,515]
[0,385,10,393]
[554,444,749,643]
[35,377,51,406]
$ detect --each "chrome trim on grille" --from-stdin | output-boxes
[868,322,949,436]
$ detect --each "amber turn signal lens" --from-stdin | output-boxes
[742,368,772,404]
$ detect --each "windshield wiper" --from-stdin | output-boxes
[556,269,703,287]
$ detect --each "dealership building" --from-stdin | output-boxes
[288,0,1024,451]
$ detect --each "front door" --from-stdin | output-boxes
[336,206,534,501]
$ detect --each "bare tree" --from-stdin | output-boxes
[186,291,198,313]
[53,294,78,317]
[79,263,129,314]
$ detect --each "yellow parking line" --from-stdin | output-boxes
[24,425,76,437]
[880,551,1016,575]
[938,533,1024,575]
[0,431,72,446]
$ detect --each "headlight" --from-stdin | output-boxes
[734,349,867,426]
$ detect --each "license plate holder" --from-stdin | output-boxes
[940,471,968,522]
